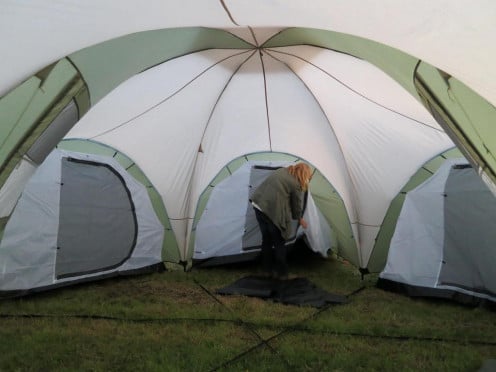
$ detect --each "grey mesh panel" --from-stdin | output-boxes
[438,166,496,296]
[55,157,137,278]
[27,100,79,164]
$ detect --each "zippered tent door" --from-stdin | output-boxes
[55,157,137,279]
[438,165,496,296]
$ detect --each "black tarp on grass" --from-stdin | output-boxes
[216,275,348,308]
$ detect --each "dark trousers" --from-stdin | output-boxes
[254,208,288,278]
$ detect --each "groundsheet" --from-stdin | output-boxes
[216,275,348,308]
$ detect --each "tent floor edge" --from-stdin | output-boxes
[376,278,495,309]
[0,262,166,300]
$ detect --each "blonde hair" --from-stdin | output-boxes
[288,163,312,191]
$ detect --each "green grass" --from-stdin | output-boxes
[0,248,495,371]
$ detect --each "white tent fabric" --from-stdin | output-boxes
[66,45,453,267]
[193,161,333,260]
[0,149,164,292]
[1,1,495,109]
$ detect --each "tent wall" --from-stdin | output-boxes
[0,59,90,235]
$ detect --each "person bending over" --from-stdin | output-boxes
[250,163,311,280]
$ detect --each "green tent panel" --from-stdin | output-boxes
[415,63,496,186]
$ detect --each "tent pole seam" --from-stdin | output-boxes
[258,49,272,151]
[219,0,239,26]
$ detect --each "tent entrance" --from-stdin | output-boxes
[193,160,331,265]
[242,165,306,251]
[55,157,138,279]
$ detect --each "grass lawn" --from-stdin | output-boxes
[0,247,495,371]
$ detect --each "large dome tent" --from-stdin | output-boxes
[0,1,495,294]
[62,31,453,270]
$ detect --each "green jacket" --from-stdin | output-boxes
[251,167,303,240]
